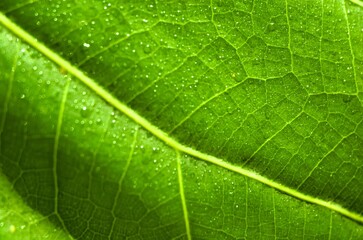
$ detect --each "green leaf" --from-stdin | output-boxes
[1,0,363,239]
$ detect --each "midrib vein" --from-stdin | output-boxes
[350,0,363,8]
[1,12,363,224]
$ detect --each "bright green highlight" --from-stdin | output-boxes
[0,12,362,223]
[0,0,363,238]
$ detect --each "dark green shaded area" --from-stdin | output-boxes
[1,0,363,239]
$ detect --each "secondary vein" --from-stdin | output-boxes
[1,12,362,224]
[176,150,192,240]
[53,76,71,234]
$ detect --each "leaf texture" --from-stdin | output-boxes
[0,0,363,239]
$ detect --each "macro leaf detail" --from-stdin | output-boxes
[1,0,363,239]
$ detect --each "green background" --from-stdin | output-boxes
[1,0,363,239]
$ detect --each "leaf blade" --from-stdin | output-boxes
[0,0,359,238]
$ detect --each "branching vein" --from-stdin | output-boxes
[1,12,362,225]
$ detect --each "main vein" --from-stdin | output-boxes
[1,12,363,224]
[350,0,363,8]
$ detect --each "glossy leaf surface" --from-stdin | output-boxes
[1,0,363,239]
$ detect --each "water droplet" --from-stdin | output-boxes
[80,106,92,118]
[9,225,16,233]
[143,44,152,54]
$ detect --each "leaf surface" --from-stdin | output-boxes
[1,0,363,239]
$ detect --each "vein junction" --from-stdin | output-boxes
[0,12,362,224]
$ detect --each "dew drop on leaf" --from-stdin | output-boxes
[9,225,16,233]
[80,106,92,118]
[96,118,102,125]
[143,44,152,54]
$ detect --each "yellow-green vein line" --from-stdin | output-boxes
[328,211,333,240]
[342,1,358,93]
[303,204,306,240]
[176,151,191,240]
[244,180,248,239]
[53,76,71,234]
[0,39,19,151]
[284,0,294,73]
[109,127,139,239]
[3,0,40,14]
[272,191,276,240]
[1,12,363,224]
[169,79,246,134]
[350,0,363,8]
